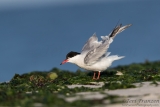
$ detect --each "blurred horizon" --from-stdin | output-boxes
[0,0,160,82]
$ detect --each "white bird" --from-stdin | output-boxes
[60,24,132,80]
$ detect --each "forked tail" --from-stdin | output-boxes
[107,55,125,61]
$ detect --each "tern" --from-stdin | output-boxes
[60,24,131,80]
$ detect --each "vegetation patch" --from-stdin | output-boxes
[0,61,160,106]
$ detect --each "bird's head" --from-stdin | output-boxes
[60,51,80,65]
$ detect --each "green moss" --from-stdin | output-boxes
[0,60,160,106]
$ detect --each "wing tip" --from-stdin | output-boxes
[125,24,132,28]
[92,32,97,38]
[109,23,132,38]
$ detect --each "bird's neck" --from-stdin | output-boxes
[69,54,84,66]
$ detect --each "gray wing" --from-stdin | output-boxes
[81,33,101,53]
[109,24,132,39]
[84,37,111,65]
[84,24,132,65]
[101,24,132,40]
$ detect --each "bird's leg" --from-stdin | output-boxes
[92,71,101,80]
[92,72,97,80]
[96,71,101,80]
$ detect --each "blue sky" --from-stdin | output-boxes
[0,0,160,82]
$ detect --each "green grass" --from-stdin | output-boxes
[0,60,160,106]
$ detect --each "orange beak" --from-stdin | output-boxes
[60,59,68,65]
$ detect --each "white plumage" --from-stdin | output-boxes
[61,24,132,80]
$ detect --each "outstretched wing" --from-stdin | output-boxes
[84,24,132,65]
[84,37,111,65]
[81,33,101,53]
[109,24,132,39]
[100,24,132,42]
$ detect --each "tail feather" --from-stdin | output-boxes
[108,55,125,61]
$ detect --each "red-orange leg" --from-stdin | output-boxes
[96,71,101,80]
[92,71,101,80]
[92,72,96,80]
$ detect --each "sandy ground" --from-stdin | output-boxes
[66,82,160,107]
